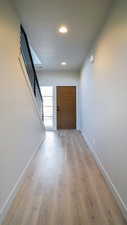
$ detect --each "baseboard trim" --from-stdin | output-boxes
[0,136,45,225]
[81,130,127,221]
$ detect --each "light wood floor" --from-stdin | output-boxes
[2,130,127,225]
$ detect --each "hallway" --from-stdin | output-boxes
[2,130,126,225]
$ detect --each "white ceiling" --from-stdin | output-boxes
[14,0,112,72]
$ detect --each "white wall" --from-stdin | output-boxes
[79,0,127,218]
[37,71,80,129]
[0,0,45,222]
[38,71,79,86]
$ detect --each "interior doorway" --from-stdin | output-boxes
[57,86,76,129]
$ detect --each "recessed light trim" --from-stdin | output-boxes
[61,62,67,66]
[59,25,68,34]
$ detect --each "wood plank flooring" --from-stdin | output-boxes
[2,130,127,225]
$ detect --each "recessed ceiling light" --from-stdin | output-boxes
[61,62,67,66]
[59,25,68,34]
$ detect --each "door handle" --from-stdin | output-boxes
[57,106,60,112]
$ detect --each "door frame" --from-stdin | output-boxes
[54,85,79,130]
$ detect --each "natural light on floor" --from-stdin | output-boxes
[41,86,54,129]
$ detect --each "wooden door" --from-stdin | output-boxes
[57,86,76,129]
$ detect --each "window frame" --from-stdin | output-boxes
[41,86,55,130]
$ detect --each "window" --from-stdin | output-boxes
[41,86,54,129]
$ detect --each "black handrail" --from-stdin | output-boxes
[20,25,42,101]
[20,25,43,119]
